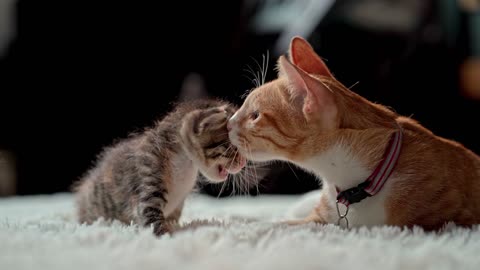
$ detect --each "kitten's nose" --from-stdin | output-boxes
[227,120,233,131]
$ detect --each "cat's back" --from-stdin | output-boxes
[398,115,479,162]
[387,116,480,228]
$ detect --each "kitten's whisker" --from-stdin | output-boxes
[205,144,234,173]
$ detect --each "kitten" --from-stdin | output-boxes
[228,36,480,230]
[74,99,246,236]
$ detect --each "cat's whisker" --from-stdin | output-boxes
[242,160,256,195]
[244,142,260,196]
[233,173,243,196]
[216,179,228,198]
[285,162,300,182]
[243,66,256,83]
[348,81,360,90]
[261,51,269,85]
[244,64,261,88]
[251,56,264,86]
[230,148,241,196]
[245,152,258,195]
[240,88,254,100]
[241,74,258,89]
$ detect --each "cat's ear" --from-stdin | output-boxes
[278,55,337,127]
[288,36,333,78]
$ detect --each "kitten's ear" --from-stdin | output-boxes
[278,56,337,127]
[288,36,333,78]
[194,110,227,135]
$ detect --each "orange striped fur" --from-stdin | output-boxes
[228,37,480,230]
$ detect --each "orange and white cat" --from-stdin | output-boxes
[228,36,480,230]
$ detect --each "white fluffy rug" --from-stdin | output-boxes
[1,191,480,270]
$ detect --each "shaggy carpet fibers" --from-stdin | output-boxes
[1,191,479,270]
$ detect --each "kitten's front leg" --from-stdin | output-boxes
[135,168,170,236]
[166,201,184,224]
[139,203,169,236]
[164,201,184,232]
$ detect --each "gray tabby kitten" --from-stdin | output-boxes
[73,99,246,236]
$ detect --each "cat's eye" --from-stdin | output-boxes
[250,110,260,120]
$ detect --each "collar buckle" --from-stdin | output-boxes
[336,181,372,205]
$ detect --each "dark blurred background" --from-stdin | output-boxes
[0,0,479,197]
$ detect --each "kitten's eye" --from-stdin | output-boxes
[250,110,260,120]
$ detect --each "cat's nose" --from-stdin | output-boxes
[228,111,240,131]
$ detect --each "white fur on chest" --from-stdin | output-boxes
[297,144,393,227]
[163,154,198,216]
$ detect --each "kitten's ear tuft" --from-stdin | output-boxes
[278,56,337,127]
[288,36,333,78]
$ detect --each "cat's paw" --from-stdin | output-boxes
[281,214,327,226]
[281,219,315,226]
[284,190,322,220]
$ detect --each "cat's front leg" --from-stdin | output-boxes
[284,191,335,226]
[283,213,327,226]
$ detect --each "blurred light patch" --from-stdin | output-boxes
[0,0,16,58]
[0,150,16,196]
[249,0,334,55]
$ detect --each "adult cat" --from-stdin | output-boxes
[227,36,480,230]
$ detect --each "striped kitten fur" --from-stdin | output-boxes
[73,99,246,236]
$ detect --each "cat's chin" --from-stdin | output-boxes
[240,150,278,162]
[227,156,246,174]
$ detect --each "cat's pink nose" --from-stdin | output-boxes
[228,111,238,131]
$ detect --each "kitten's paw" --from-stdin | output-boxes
[153,223,173,237]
